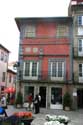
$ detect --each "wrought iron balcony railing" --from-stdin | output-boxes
[74,47,83,57]
[17,70,66,82]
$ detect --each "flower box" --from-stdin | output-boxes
[13,111,34,125]
[0,112,34,125]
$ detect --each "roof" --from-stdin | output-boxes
[0,44,10,53]
[15,17,73,31]
[7,69,17,74]
[71,4,83,10]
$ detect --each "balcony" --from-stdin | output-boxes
[18,70,65,83]
[73,47,83,59]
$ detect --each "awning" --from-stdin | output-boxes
[4,87,15,93]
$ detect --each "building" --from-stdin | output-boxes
[7,69,16,90]
[15,17,73,109]
[69,0,83,109]
[0,44,9,94]
[15,0,83,109]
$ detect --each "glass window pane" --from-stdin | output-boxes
[79,64,83,77]
[32,62,37,76]
[58,62,62,77]
[25,25,36,38]
[25,62,30,76]
[52,62,56,77]
[56,25,69,37]
[79,39,82,52]
[78,16,82,25]
[51,87,62,104]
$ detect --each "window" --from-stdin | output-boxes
[1,52,4,61]
[50,61,64,80]
[2,72,5,82]
[56,25,69,37]
[13,76,16,83]
[78,16,83,26]
[78,39,83,56]
[24,61,39,79]
[78,27,83,35]
[79,64,83,77]
[4,54,8,62]
[24,25,36,38]
[9,75,12,83]
[51,88,62,104]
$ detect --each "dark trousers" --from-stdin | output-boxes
[34,104,40,114]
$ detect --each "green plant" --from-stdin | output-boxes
[63,92,72,110]
[15,91,23,105]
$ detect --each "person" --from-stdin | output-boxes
[38,93,41,112]
[34,94,40,114]
[0,107,7,117]
[1,95,7,109]
[38,93,41,102]
[27,93,33,110]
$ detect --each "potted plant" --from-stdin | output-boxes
[13,111,34,125]
[15,91,23,108]
[63,92,72,111]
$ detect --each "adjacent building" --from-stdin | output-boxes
[0,44,9,94]
[7,69,16,90]
[69,0,83,109]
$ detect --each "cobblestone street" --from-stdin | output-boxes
[5,105,83,125]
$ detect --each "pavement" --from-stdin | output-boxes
[5,105,83,125]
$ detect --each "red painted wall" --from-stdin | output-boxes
[21,21,71,81]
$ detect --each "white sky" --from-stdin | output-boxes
[0,0,70,62]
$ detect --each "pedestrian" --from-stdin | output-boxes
[38,93,41,112]
[38,93,41,102]
[27,93,33,110]
[1,95,7,109]
[34,94,40,114]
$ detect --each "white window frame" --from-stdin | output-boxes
[24,25,36,38]
[78,27,83,36]
[78,16,83,26]
[23,61,39,80]
[50,61,64,81]
[79,63,83,83]
[78,39,83,56]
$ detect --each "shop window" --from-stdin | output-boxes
[51,87,62,104]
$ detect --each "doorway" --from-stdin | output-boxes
[39,87,46,108]
[77,89,83,108]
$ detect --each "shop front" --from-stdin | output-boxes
[50,87,63,109]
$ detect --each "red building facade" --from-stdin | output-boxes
[15,17,73,109]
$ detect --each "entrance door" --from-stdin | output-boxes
[77,89,83,108]
[50,87,63,109]
[39,87,46,108]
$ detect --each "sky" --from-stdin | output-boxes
[0,0,70,62]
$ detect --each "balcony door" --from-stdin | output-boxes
[78,39,83,56]
[50,61,64,81]
[79,63,83,82]
[23,61,39,80]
